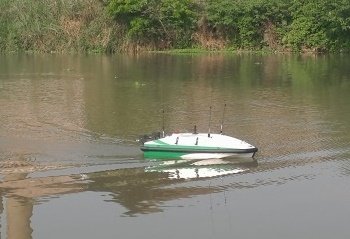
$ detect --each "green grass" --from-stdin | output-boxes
[0,0,121,53]
[1,0,349,53]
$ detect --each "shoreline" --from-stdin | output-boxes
[0,160,69,175]
[1,48,349,55]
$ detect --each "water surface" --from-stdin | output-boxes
[0,53,350,239]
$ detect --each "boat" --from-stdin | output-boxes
[140,105,258,160]
[140,132,258,160]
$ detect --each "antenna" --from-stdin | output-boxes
[220,103,226,134]
[208,106,212,137]
[162,109,165,137]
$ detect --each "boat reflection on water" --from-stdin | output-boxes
[0,157,258,234]
[145,156,258,180]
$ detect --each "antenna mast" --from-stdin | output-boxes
[208,106,212,137]
[220,103,226,134]
[162,109,165,137]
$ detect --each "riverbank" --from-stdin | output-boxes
[0,160,68,174]
[0,0,121,53]
[1,0,350,53]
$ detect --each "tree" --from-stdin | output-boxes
[285,0,350,51]
[108,0,198,48]
[205,0,290,49]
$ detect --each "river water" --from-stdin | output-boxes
[0,53,349,239]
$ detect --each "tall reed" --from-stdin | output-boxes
[0,0,121,53]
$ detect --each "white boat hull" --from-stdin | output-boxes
[141,133,258,160]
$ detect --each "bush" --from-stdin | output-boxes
[285,0,350,51]
[1,0,350,52]
[108,0,198,48]
[204,0,290,49]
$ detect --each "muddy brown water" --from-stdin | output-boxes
[1,54,350,239]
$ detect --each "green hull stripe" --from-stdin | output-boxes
[141,145,257,154]
[144,151,186,159]
[152,139,170,145]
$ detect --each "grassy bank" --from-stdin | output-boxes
[1,0,350,53]
[0,0,122,53]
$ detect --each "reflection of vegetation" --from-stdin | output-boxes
[80,53,350,140]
